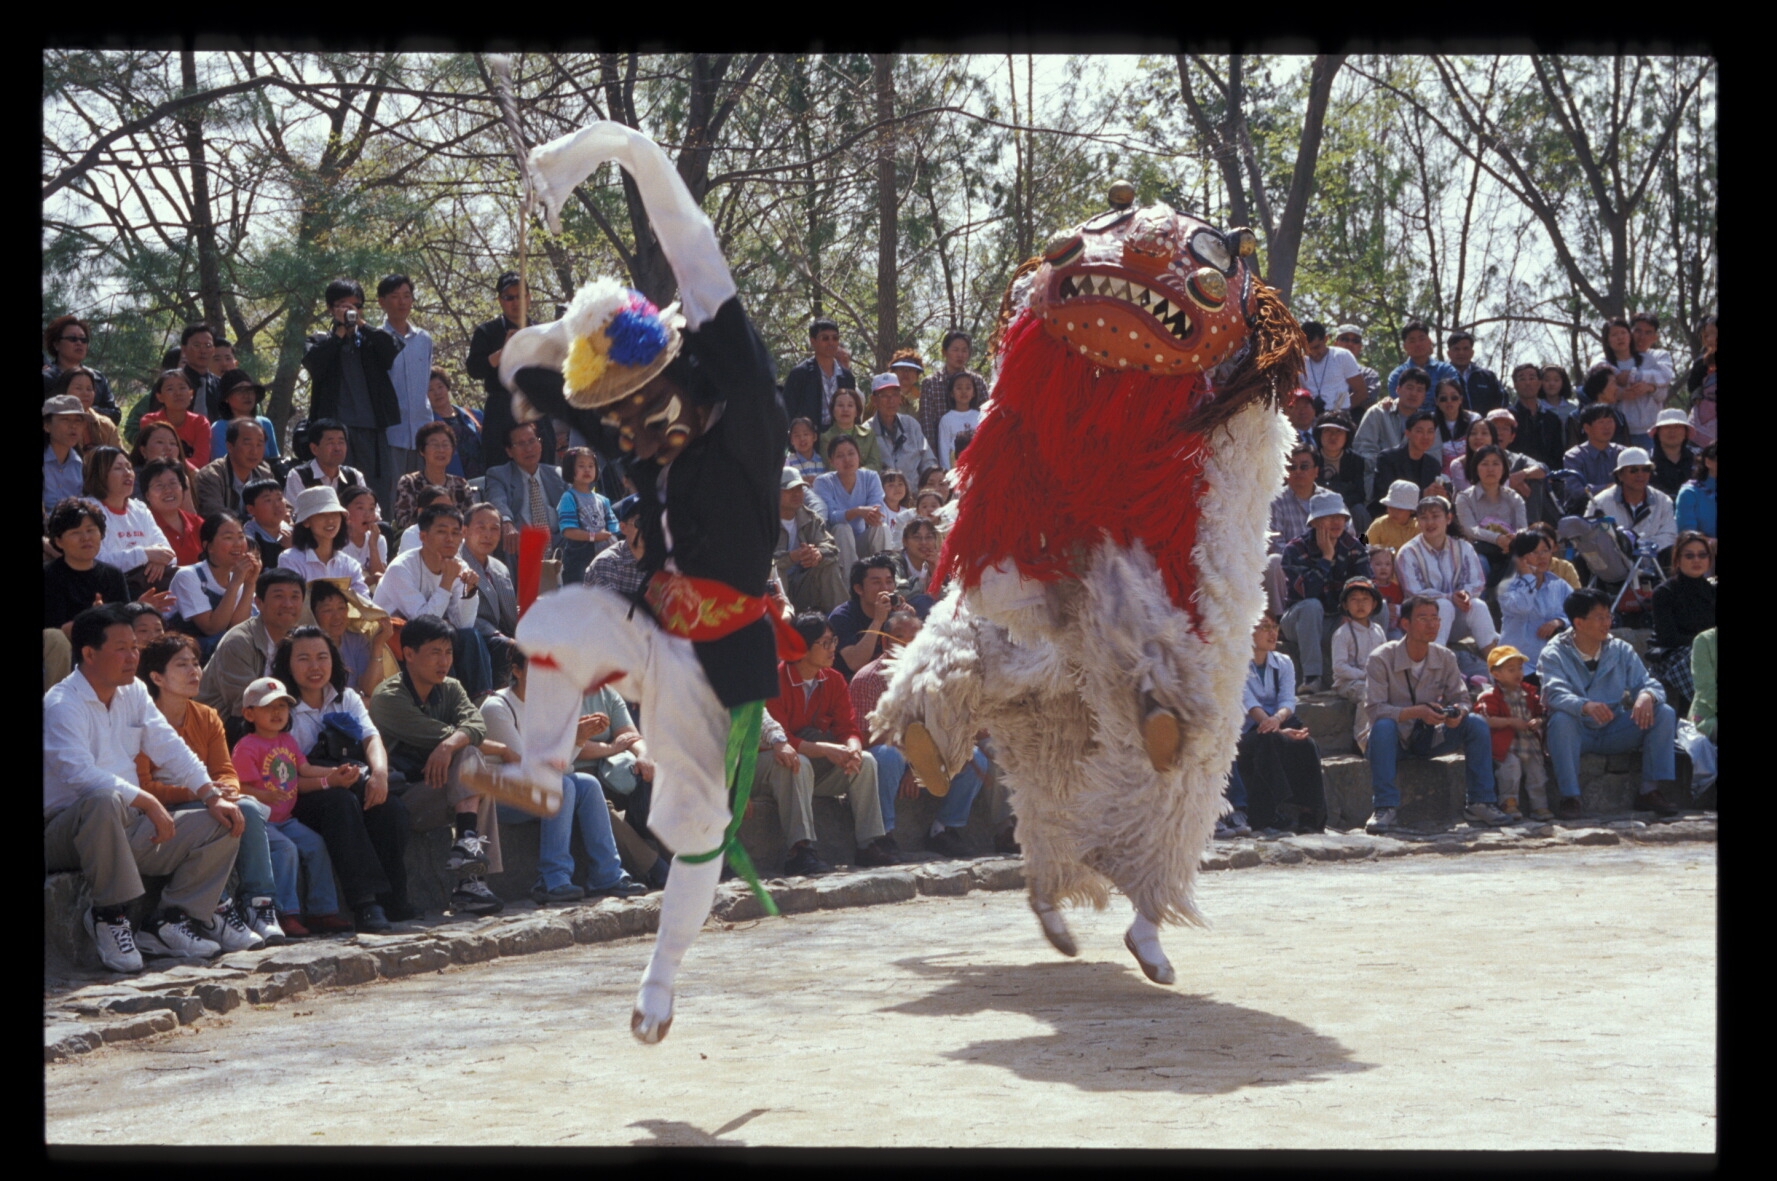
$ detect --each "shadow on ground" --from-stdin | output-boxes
[883,955,1373,1095]
[628,1107,771,1147]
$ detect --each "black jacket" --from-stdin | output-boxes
[1368,445,1444,516]
[302,328,404,430]
[512,297,785,707]
[466,315,557,463]
[1511,400,1569,470]
[1452,364,1504,415]
[780,355,854,433]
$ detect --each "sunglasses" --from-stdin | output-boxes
[1288,461,1316,472]
[1620,466,1654,475]
[60,335,89,344]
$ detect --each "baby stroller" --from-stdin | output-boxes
[1556,513,1662,622]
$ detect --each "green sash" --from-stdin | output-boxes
[676,701,781,917]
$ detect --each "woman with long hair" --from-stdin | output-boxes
[1645,531,1716,715]
[1598,316,1662,447]
[166,510,259,657]
[83,445,176,593]
[1444,417,1497,493]
[1431,378,1481,467]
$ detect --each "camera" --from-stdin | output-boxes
[1441,705,1462,720]
[343,309,359,327]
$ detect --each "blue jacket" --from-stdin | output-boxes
[1496,571,1570,671]
[1535,630,1665,723]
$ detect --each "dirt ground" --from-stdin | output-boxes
[44,843,1715,1152]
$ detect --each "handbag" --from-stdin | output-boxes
[305,710,371,783]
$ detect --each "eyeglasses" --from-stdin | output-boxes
[1620,466,1654,475]
[60,335,89,344]
[1287,461,1316,472]
[814,635,839,649]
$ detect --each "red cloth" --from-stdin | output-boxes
[1474,682,1543,761]
[848,654,891,746]
[767,661,861,749]
[141,409,214,467]
[159,509,208,567]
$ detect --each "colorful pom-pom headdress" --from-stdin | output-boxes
[558,278,686,409]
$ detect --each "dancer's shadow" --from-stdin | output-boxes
[628,1108,770,1147]
[883,956,1372,1094]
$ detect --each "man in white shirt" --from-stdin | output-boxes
[378,274,435,491]
[285,418,368,503]
[44,605,246,972]
[373,504,490,697]
[1297,321,1366,413]
[1587,447,1678,567]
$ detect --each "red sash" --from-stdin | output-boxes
[645,572,807,661]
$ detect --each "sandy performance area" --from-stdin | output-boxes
[45,843,1715,1152]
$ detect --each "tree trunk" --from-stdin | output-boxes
[1262,53,1344,303]
[180,47,225,333]
[873,53,898,372]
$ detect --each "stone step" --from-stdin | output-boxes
[1294,695,1357,756]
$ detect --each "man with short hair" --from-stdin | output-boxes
[1387,319,1459,399]
[1587,448,1678,566]
[198,567,307,734]
[193,419,275,517]
[468,273,555,461]
[1508,362,1568,471]
[1353,363,1432,499]
[1298,321,1367,414]
[1445,330,1504,414]
[240,480,292,568]
[1368,406,1445,519]
[45,605,246,971]
[180,324,224,421]
[1280,491,1373,694]
[1362,594,1509,834]
[867,372,937,487]
[208,338,236,380]
[303,278,405,508]
[919,330,989,449]
[1284,388,1319,445]
[1537,588,1680,819]
[43,394,87,511]
[283,417,366,502]
[757,612,894,875]
[483,420,566,564]
[851,608,988,858]
[1333,324,1381,416]
[377,274,435,490]
[831,554,900,679]
[460,503,519,689]
[368,614,505,915]
[1565,403,1626,496]
[781,318,856,432]
[373,504,490,700]
[774,467,847,615]
[1264,442,1328,614]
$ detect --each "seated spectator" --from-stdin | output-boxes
[820,388,884,472]
[84,446,176,597]
[194,418,276,518]
[1508,363,1569,471]
[585,494,649,596]
[426,369,486,479]
[309,578,389,698]
[338,484,388,587]
[392,421,473,533]
[139,369,213,468]
[278,486,370,597]
[372,503,491,700]
[1586,448,1677,570]
[129,422,200,512]
[1362,595,1509,834]
[367,614,504,916]
[284,418,366,503]
[889,517,941,615]
[1474,646,1551,821]
[830,555,899,679]
[1538,364,1581,435]
[240,478,292,569]
[1353,365,1432,501]
[1578,361,1633,449]
[913,486,946,524]
[1364,479,1423,555]
[756,613,895,874]
[1367,544,1404,636]
[49,368,122,456]
[1283,388,1318,447]
[569,674,670,889]
[785,417,830,486]
[208,371,280,470]
[1480,408,1549,523]
[774,467,847,616]
[1395,495,1498,666]
[1368,408,1447,519]
[1454,444,1527,583]
[879,469,916,551]
[1528,520,1582,589]
[43,395,90,513]
[140,457,206,568]
[1689,627,1716,744]
[198,566,308,738]
[484,420,564,565]
[1313,411,1368,531]
[167,512,260,659]
[1564,402,1625,497]
[44,497,166,690]
[1598,316,1665,447]
[1298,320,1366,413]
[1645,532,1715,715]
[1496,530,1570,672]
[1443,416,1497,492]
[868,371,938,490]
[121,600,166,646]
[814,435,889,565]
[1238,613,1327,834]
[936,372,984,469]
[556,445,618,586]
[1673,444,1716,553]
[1431,379,1482,467]
[44,314,121,421]
[1537,587,1680,818]
[459,503,518,689]
[134,634,289,945]
[477,651,646,905]
[1264,442,1326,614]
[1648,409,1698,501]
[851,608,986,857]
[1279,490,1372,694]
[44,605,244,972]
[396,484,456,555]
[1330,576,1387,753]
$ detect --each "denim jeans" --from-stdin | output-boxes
[452,626,493,700]
[1226,760,1248,810]
[1368,713,1497,808]
[1545,705,1676,798]
[174,795,275,902]
[496,772,625,892]
[874,743,988,831]
[269,816,339,915]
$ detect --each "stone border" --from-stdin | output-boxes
[44,816,1715,1062]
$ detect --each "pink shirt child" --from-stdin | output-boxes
[232,732,304,824]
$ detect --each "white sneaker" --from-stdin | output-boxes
[244,897,287,946]
[446,832,491,875]
[84,907,144,974]
[1365,807,1398,835]
[451,876,504,916]
[197,897,265,952]
[1463,801,1513,827]
[136,912,224,959]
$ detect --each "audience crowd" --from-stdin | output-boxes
[43,284,1719,975]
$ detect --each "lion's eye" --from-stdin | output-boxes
[1190,229,1233,273]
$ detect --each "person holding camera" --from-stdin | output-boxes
[302,279,405,510]
[830,554,901,679]
[1362,594,1512,834]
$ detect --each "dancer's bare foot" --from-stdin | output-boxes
[1141,695,1182,772]
[1124,913,1176,985]
[462,762,563,818]
[631,982,674,1044]
[902,722,952,797]
[1029,896,1077,957]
